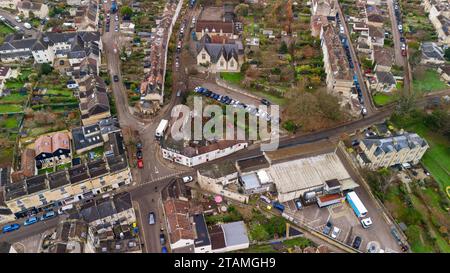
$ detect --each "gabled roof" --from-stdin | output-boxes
[195,20,234,34]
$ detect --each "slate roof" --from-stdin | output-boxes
[362,133,428,156]
[376,71,396,85]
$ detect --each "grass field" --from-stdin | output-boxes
[220,72,244,86]
[0,117,20,129]
[0,93,28,104]
[0,104,23,113]
[413,69,447,93]
[406,123,450,191]
[373,93,397,106]
[0,23,14,33]
[237,237,313,253]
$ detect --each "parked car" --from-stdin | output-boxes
[259,195,271,204]
[323,221,332,235]
[148,212,156,225]
[361,217,373,229]
[176,90,181,97]
[361,107,368,116]
[352,236,362,249]
[67,83,79,89]
[294,199,303,210]
[136,150,143,159]
[182,176,193,183]
[24,216,39,226]
[137,159,144,169]
[161,246,168,253]
[2,223,20,233]
[160,233,166,245]
[136,142,143,150]
[331,226,340,239]
[113,75,119,82]
[260,98,271,106]
[41,211,56,221]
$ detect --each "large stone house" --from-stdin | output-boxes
[357,133,429,169]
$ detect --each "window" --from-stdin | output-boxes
[220,60,224,67]
[202,53,206,60]
[230,60,234,67]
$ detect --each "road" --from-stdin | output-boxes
[336,2,375,114]
[386,0,412,94]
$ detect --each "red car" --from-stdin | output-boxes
[401,49,407,57]
[137,159,144,169]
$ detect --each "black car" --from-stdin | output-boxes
[400,37,405,43]
[113,75,119,82]
[136,150,143,159]
[352,236,362,249]
[323,221,332,235]
[160,233,166,245]
[261,98,271,106]
[204,90,212,96]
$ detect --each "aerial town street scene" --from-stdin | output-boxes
[0,0,449,255]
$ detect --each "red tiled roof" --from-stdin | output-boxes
[196,20,234,34]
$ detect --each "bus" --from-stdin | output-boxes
[155,119,169,140]
[346,191,368,218]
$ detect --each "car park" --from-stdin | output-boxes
[352,236,362,249]
[323,221,332,235]
[148,212,156,225]
[41,211,56,221]
[2,223,20,233]
[24,216,39,226]
[331,226,340,239]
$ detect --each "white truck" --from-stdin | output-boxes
[155,119,169,140]
[23,22,32,29]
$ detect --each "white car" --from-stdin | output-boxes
[15,16,21,23]
[67,83,79,89]
[182,176,193,183]
[115,15,118,21]
[331,226,341,239]
[361,217,373,229]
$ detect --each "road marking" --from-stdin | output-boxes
[154,166,159,174]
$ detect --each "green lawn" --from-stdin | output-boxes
[406,123,450,191]
[413,69,447,93]
[0,93,28,104]
[220,72,244,86]
[0,117,20,129]
[0,104,22,113]
[373,93,397,106]
[237,237,312,253]
[0,22,14,35]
